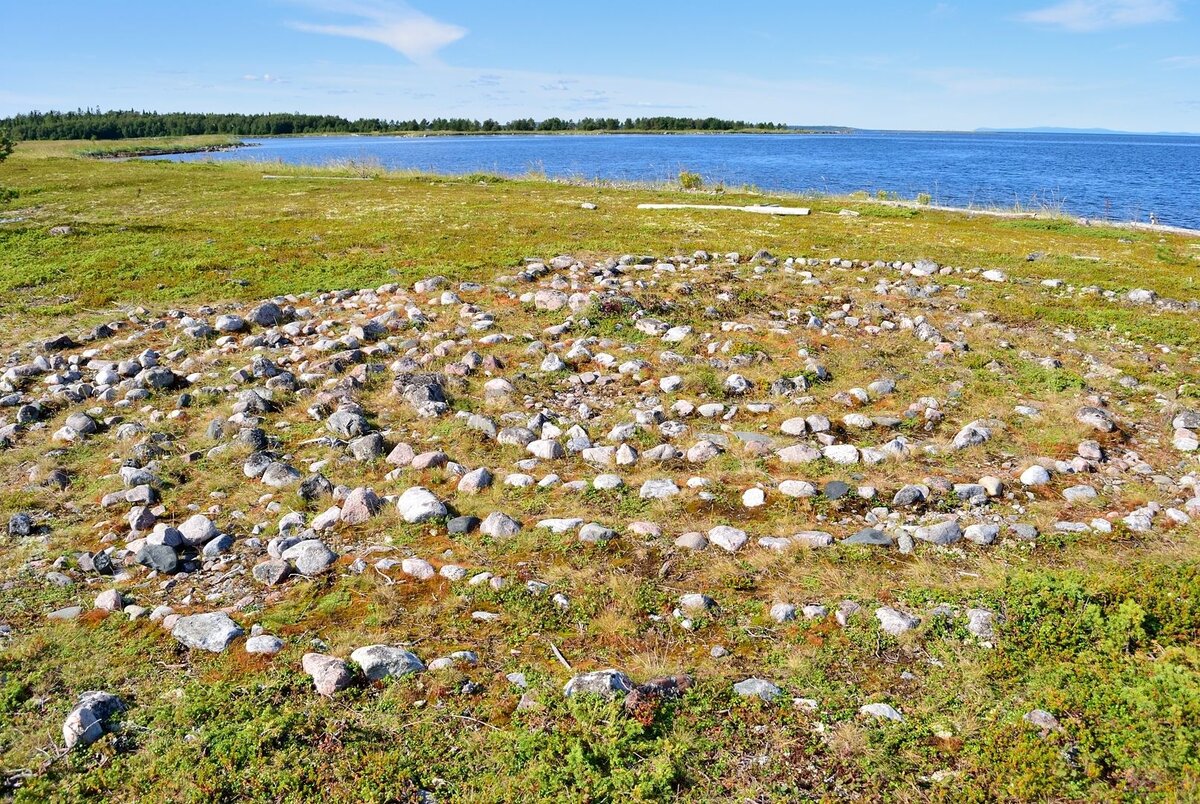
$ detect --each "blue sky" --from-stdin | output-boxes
[3,0,1199,131]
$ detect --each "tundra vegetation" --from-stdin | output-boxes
[0,138,1199,802]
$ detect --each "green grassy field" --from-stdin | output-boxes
[2,138,1200,802]
[2,138,1197,328]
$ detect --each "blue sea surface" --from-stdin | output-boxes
[150,131,1200,229]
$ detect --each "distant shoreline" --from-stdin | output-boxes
[83,141,255,159]
[88,129,847,159]
[240,128,851,140]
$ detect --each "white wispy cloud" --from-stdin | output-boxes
[1019,0,1177,31]
[289,1,466,65]
[1025,0,1179,30]
[1160,55,1200,68]
[243,73,286,83]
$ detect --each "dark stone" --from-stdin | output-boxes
[349,433,385,461]
[1010,523,1039,540]
[43,334,79,352]
[135,543,178,574]
[447,515,480,535]
[44,469,70,490]
[769,378,796,396]
[248,302,285,327]
[236,428,268,451]
[8,512,33,537]
[824,481,850,500]
[252,560,290,586]
[624,675,692,717]
[243,451,274,477]
[65,412,98,435]
[298,473,334,502]
[92,551,115,575]
[393,373,447,407]
[202,534,235,557]
[130,443,165,465]
[892,485,926,507]
[16,404,43,425]
[842,528,893,547]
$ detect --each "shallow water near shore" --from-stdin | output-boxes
[149,130,1200,228]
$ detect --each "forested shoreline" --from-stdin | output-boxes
[0,110,813,140]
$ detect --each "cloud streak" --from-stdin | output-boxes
[1019,0,1177,31]
[1160,55,1200,68]
[289,1,466,65]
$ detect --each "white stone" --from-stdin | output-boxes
[708,525,748,552]
[1020,465,1051,486]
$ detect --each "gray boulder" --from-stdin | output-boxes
[173,612,244,652]
[732,678,782,701]
[707,525,748,552]
[914,519,962,546]
[875,606,920,636]
[843,528,893,547]
[178,514,218,546]
[214,314,246,333]
[281,539,338,575]
[245,635,284,655]
[62,691,125,749]
[135,543,178,574]
[350,645,426,681]
[65,412,98,435]
[8,512,33,537]
[1075,406,1116,433]
[480,512,522,538]
[261,462,302,487]
[578,523,617,543]
[252,559,291,586]
[639,478,679,500]
[563,669,633,699]
[860,703,903,722]
[951,422,991,450]
[396,487,447,523]
[248,301,284,327]
[457,467,494,495]
[327,409,370,439]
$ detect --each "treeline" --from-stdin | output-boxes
[1,109,788,140]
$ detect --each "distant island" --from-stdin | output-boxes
[0,110,851,140]
[977,126,1199,136]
